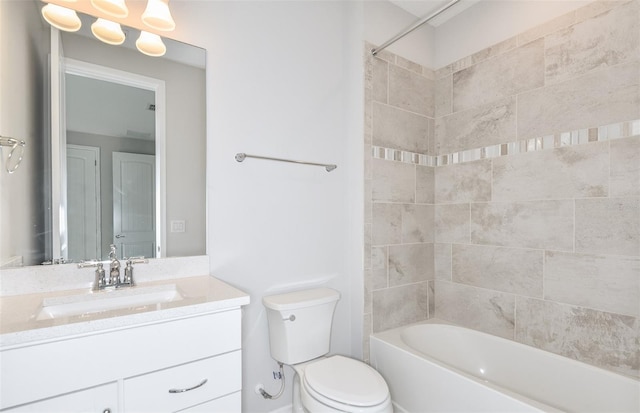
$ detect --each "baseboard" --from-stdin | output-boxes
[268,404,292,413]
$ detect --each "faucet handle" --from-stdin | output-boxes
[78,260,102,269]
[126,256,149,264]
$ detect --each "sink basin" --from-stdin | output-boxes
[36,284,184,320]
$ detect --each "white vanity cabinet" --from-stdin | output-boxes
[0,309,243,412]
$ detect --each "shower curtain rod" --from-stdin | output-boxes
[371,0,461,56]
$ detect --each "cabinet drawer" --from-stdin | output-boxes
[2,382,117,413]
[124,351,241,413]
[178,392,241,413]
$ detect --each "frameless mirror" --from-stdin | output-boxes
[1,6,206,267]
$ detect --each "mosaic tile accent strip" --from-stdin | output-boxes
[372,119,640,167]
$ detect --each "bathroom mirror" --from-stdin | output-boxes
[2,7,206,267]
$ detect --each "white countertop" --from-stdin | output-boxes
[0,275,250,349]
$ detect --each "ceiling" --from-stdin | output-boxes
[387,0,481,26]
[66,74,156,141]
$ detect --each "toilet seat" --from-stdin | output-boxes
[301,355,391,412]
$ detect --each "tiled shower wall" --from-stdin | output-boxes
[363,44,436,361]
[364,0,640,377]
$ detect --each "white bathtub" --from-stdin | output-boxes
[370,321,640,413]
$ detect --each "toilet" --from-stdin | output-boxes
[263,288,392,413]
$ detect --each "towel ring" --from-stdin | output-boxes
[0,136,26,174]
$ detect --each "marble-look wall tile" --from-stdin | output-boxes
[372,203,401,245]
[434,75,452,118]
[468,37,519,70]
[453,39,544,112]
[452,244,543,297]
[575,0,634,28]
[428,280,435,318]
[401,204,434,244]
[435,159,492,203]
[470,201,574,251]
[416,166,435,204]
[371,57,388,104]
[518,61,640,140]
[372,102,430,153]
[517,9,576,46]
[545,251,640,317]
[364,268,372,314]
[492,141,609,201]
[389,243,434,286]
[434,203,470,244]
[435,280,515,339]
[545,1,639,85]
[364,223,372,269]
[372,158,415,203]
[515,297,640,377]
[434,243,452,281]
[450,36,519,74]
[371,246,388,290]
[435,65,452,79]
[396,54,425,75]
[372,283,428,332]
[427,118,436,156]
[389,64,434,117]
[362,312,372,362]
[364,179,372,223]
[575,197,640,256]
[436,96,516,155]
[610,136,640,197]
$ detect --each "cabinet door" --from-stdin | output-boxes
[3,382,117,413]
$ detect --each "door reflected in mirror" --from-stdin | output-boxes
[65,66,160,261]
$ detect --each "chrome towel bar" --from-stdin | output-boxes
[235,153,337,172]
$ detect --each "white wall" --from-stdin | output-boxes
[169,2,363,412]
[0,0,49,267]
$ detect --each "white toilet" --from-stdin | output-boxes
[263,288,392,413]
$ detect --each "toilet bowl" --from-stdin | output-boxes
[294,355,392,413]
[262,288,392,413]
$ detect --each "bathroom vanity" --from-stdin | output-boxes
[0,266,250,413]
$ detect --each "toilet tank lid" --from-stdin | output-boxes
[263,288,340,311]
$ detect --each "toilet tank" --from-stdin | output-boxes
[263,288,340,365]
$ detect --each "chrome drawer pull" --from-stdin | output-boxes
[168,378,208,393]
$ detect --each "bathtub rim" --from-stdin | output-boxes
[370,318,640,413]
[370,319,558,412]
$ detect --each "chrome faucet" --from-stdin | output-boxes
[108,244,121,286]
[78,245,148,291]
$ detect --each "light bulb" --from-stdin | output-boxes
[91,18,126,45]
[90,0,129,18]
[41,4,82,32]
[141,0,175,31]
[136,31,166,57]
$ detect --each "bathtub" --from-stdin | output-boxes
[370,320,640,413]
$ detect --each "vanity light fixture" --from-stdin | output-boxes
[40,0,175,57]
[90,0,129,18]
[136,31,166,57]
[91,18,126,45]
[141,0,175,31]
[41,3,82,32]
